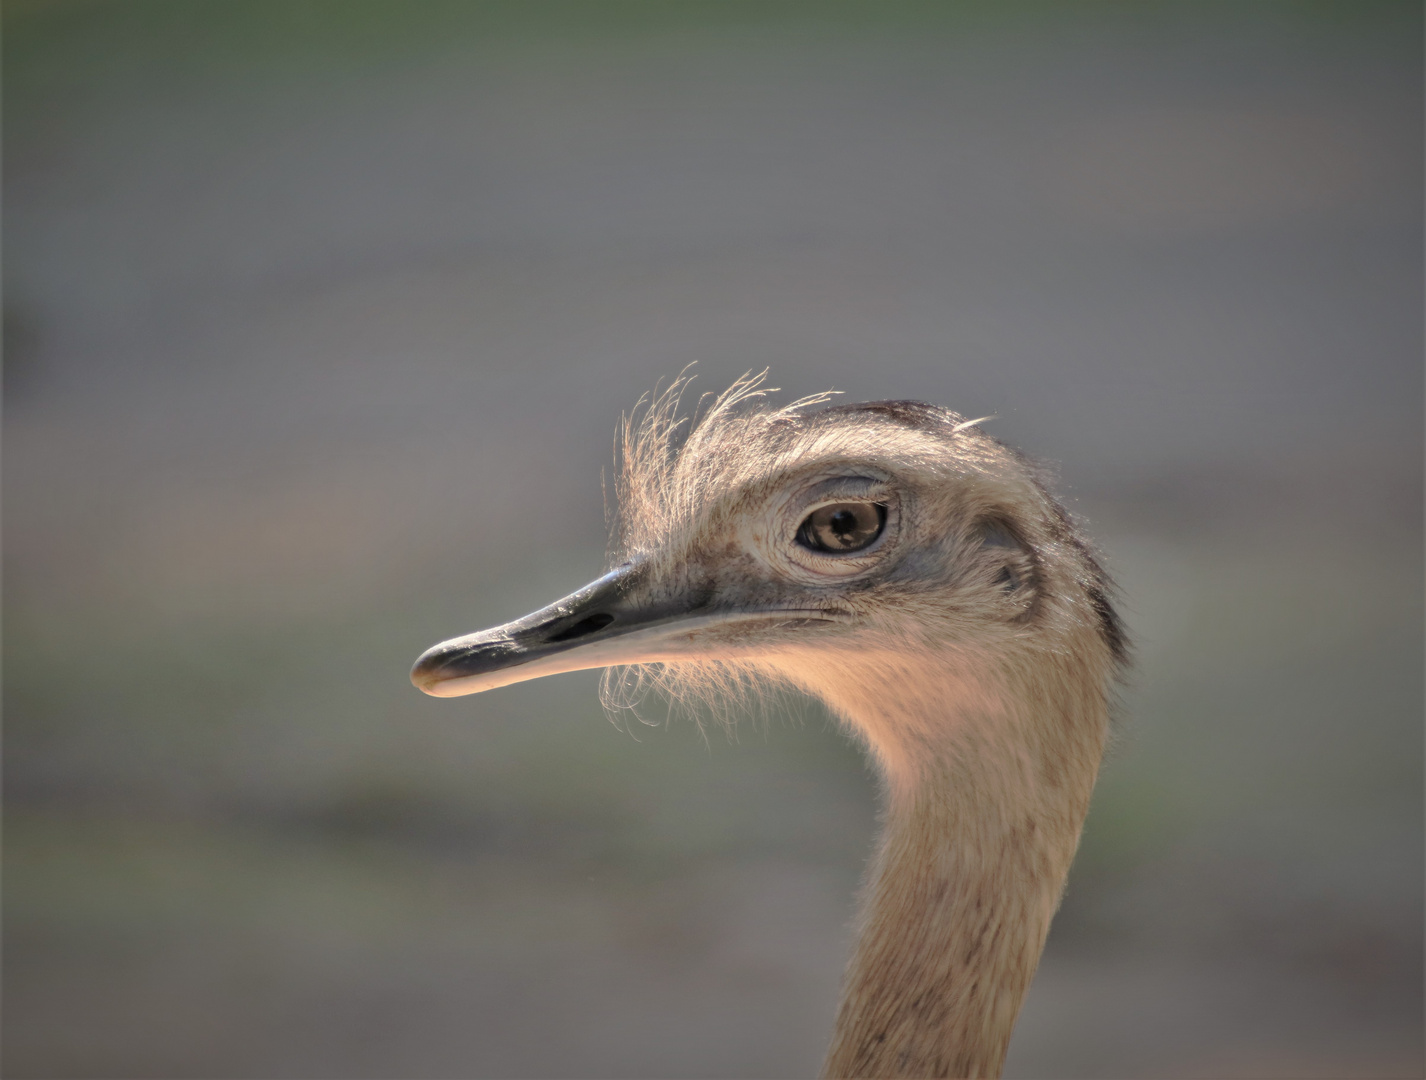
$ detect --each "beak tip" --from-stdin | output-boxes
[410,647,450,696]
[411,638,503,697]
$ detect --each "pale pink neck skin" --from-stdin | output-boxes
[768,644,1110,1080]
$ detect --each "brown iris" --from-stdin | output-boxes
[797,502,887,553]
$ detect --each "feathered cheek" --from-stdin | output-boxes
[734,506,781,569]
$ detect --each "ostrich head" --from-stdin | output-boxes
[411,374,1123,792]
[412,374,1126,1077]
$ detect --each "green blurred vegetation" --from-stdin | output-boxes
[6,0,1412,79]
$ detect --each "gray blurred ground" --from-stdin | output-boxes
[4,2,1422,1077]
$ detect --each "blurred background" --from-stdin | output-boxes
[4,2,1421,1077]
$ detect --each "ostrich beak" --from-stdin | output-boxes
[411,562,674,697]
[411,561,844,698]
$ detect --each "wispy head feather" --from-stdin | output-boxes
[607,370,840,726]
[613,369,838,560]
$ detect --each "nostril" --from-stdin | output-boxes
[546,612,615,643]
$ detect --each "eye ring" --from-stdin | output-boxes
[796,502,887,555]
[754,472,901,582]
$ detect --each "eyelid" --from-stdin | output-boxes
[797,476,888,507]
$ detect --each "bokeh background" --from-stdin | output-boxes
[5,2,1422,1077]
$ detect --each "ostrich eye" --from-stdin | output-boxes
[797,502,887,554]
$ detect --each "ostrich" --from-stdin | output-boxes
[411,375,1125,1079]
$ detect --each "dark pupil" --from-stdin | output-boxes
[800,502,885,553]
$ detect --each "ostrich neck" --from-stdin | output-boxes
[820,657,1108,1079]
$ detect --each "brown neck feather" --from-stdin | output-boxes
[816,650,1109,1079]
